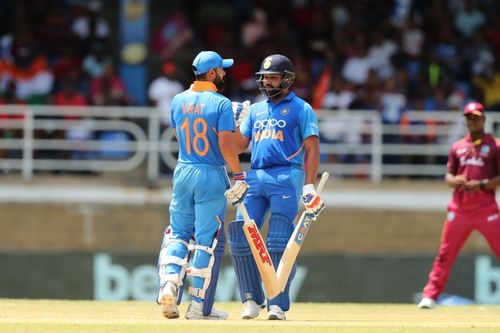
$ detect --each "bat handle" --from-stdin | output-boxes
[317,172,329,194]
[238,203,251,222]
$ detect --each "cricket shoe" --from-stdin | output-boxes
[267,305,286,320]
[159,282,179,319]
[185,300,229,320]
[241,300,264,319]
[418,297,436,309]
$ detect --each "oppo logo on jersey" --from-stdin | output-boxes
[254,119,287,129]
[254,118,286,142]
[460,155,484,167]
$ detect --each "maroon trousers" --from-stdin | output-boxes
[423,205,500,300]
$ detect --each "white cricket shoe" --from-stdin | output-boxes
[241,300,262,319]
[418,297,436,309]
[267,305,286,320]
[185,300,229,320]
[159,282,179,319]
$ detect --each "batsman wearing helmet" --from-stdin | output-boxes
[156,51,249,320]
[228,54,324,320]
[418,102,500,309]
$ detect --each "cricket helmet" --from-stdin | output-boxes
[255,54,295,97]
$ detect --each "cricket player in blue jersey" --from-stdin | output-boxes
[156,51,249,320]
[228,54,325,320]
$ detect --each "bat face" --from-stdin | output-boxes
[246,223,273,266]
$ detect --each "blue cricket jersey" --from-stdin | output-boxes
[171,81,235,166]
[240,92,319,169]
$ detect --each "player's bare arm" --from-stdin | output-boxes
[219,130,243,174]
[465,174,500,191]
[445,172,467,189]
[301,135,324,220]
[233,130,251,154]
[303,135,320,186]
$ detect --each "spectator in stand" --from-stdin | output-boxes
[150,7,193,61]
[148,61,184,128]
[401,14,425,59]
[52,80,92,160]
[379,76,406,125]
[40,0,72,61]
[485,9,500,62]
[71,0,110,56]
[0,28,53,104]
[367,30,398,80]
[341,38,373,86]
[0,81,25,160]
[90,63,130,107]
[52,44,84,92]
[473,61,500,111]
[454,0,486,39]
[52,80,88,111]
[241,8,268,49]
[82,40,112,80]
[465,30,494,78]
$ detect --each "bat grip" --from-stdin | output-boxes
[239,203,251,222]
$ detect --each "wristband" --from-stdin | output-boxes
[479,181,487,190]
[234,172,246,180]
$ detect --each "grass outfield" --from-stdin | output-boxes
[1,299,499,333]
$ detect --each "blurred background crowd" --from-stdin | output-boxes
[1,0,499,109]
[0,0,499,166]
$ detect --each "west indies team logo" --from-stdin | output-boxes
[280,107,290,115]
[480,145,490,157]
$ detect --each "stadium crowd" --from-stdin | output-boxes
[0,0,499,164]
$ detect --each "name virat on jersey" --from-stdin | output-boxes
[182,103,205,114]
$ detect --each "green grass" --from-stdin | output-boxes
[1,299,499,332]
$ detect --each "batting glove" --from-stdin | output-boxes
[301,184,325,220]
[225,172,250,206]
[232,100,250,127]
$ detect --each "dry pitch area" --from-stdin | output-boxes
[0,299,499,333]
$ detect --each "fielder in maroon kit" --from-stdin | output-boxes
[419,101,500,309]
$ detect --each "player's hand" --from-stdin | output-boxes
[225,172,250,206]
[301,184,325,220]
[463,179,486,192]
[232,100,250,127]
[452,175,467,189]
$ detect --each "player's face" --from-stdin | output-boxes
[262,74,283,97]
[213,68,226,91]
[465,114,485,135]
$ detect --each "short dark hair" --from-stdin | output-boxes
[194,71,209,81]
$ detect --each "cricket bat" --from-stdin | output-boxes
[239,202,281,299]
[276,172,330,292]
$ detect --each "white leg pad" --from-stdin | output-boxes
[187,241,217,300]
[158,237,192,289]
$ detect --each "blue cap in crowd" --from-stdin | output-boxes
[192,51,234,75]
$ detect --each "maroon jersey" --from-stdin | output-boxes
[447,133,500,211]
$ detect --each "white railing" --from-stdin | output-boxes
[0,105,498,183]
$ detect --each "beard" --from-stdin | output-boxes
[214,72,226,91]
[265,85,283,98]
[266,85,282,97]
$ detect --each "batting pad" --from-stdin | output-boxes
[267,213,295,311]
[228,220,265,306]
[156,227,191,304]
[202,226,225,316]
